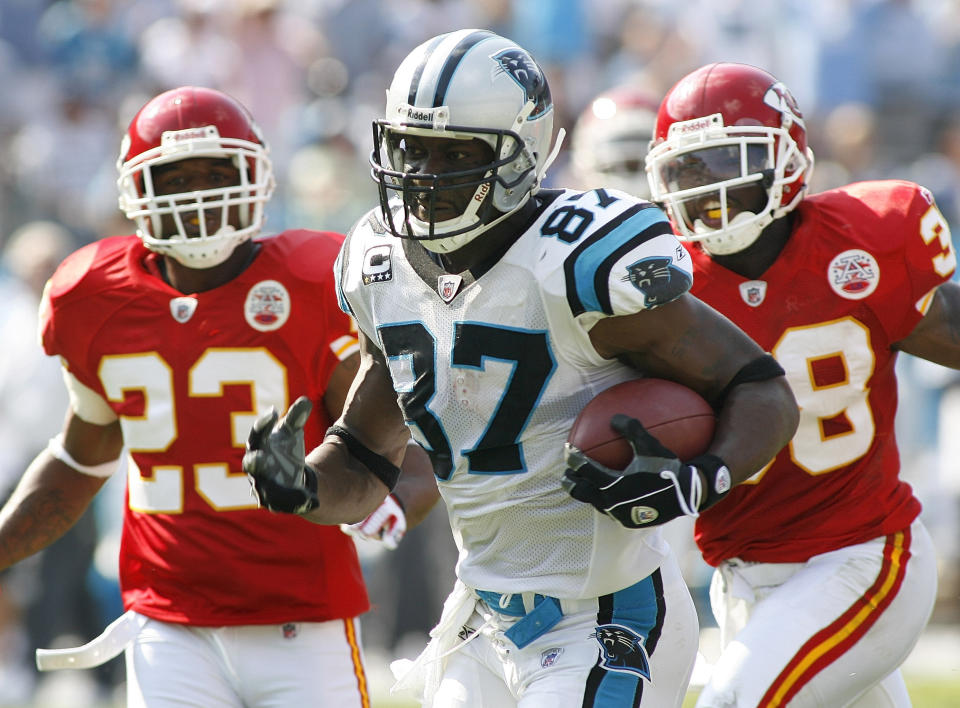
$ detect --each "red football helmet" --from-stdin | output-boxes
[645,63,814,255]
[117,86,275,268]
[571,85,660,199]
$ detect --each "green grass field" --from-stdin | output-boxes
[680,676,960,708]
[371,674,960,707]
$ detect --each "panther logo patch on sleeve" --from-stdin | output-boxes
[591,624,651,680]
[621,256,692,306]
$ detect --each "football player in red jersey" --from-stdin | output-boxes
[0,86,437,707]
[641,63,960,707]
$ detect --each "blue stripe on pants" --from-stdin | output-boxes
[584,570,665,707]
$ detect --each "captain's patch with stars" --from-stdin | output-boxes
[362,245,393,285]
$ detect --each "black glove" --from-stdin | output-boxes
[243,396,319,514]
[562,414,731,528]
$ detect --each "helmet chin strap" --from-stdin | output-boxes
[694,210,768,256]
[417,196,523,253]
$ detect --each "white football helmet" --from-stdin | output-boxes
[117,86,275,268]
[645,63,814,256]
[370,29,562,253]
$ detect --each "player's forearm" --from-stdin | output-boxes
[0,454,103,571]
[299,440,392,525]
[393,444,440,529]
[710,377,799,485]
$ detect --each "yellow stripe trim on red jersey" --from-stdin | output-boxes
[767,531,905,707]
[344,617,370,708]
[331,335,360,361]
[914,286,937,315]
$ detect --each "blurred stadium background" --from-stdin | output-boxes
[0,1,958,705]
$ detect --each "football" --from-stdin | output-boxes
[567,378,716,469]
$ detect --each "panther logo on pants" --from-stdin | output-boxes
[591,624,651,679]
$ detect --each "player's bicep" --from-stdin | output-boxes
[62,409,124,468]
[893,281,960,368]
[322,351,360,420]
[61,365,118,425]
[590,293,768,401]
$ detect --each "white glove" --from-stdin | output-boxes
[340,494,407,550]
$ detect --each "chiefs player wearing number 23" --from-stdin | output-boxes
[645,62,960,707]
[0,86,436,707]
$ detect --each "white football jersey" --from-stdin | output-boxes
[336,188,695,598]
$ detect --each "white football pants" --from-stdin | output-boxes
[429,551,698,708]
[696,520,937,708]
[125,615,370,707]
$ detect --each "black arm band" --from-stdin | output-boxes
[389,492,406,514]
[326,425,401,491]
[717,354,785,404]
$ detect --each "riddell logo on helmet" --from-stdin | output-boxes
[667,114,723,137]
[401,105,451,129]
[473,182,490,202]
[405,108,435,122]
[161,126,220,145]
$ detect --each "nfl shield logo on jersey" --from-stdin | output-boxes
[169,296,198,323]
[541,647,564,668]
[591,624,651,680]
[739,280,767,307]
[437,274,462,303]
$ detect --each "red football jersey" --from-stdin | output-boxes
[41,230,369,625]
[690,181,956,566]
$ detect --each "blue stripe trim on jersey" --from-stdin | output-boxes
[563,204,674,316]
[432,30,494,107]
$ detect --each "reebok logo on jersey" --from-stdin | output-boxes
[362,245,393,284]
[244,280,291,332]
[828,249,879,300]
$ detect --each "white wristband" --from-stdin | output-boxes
[47,433,120,478]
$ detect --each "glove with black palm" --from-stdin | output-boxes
[562,414,731,528]
[243,396,319,515]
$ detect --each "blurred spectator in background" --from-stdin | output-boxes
[0,221,113,707]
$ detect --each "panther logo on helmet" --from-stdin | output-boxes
[491,48,551,118]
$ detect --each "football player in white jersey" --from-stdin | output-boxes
[243,30,798,708]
